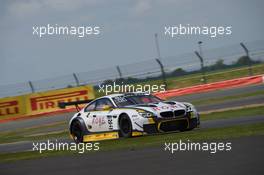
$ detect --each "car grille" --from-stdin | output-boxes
[174,110,185,117]
[160,111,174,118]
[159,119,188,132]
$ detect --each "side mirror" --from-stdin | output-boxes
[102,105,112,111]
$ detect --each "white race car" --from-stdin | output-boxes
[60,93,200,143]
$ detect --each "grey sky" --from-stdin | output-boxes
[1,0,264,85]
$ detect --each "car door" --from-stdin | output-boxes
[84,98,115,132]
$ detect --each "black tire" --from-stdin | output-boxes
[71,120,84,143]
[179,123,189,132]
[181,127,194,132]
[118,114,132,138]
[179,118,198,132]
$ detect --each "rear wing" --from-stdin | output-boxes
[58,99,93,111]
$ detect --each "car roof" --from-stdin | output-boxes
[100,93,150,99]
[101,93,123,98]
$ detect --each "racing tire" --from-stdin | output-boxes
[179,118,198,132]
[71,120,84,143]
[181,127,195,132]
[118,114,132,138]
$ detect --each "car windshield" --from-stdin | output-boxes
[112,95,162,107]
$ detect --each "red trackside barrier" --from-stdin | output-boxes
[154,75,263,99]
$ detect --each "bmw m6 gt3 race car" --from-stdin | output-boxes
[59,93,200,143]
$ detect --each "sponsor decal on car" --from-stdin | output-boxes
[92,116,106,127]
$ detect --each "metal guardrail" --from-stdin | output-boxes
[0,40,264,98]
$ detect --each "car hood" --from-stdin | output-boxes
[127,101,187,116]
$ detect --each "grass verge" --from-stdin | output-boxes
[200,106,264,121]
[190,90,264,106]
[0,122,264,162]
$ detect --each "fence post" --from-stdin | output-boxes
[154,33,161,60]
[73,73,80,86]
[194,51,207,84]
[28,81,35,93]
[116,65,123,79]
[240,42,252,76]
[155,58,167,90]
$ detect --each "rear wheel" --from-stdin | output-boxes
[71,120,84,143]
[119,114,132,138]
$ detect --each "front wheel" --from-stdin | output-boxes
[180,118,198,132]
[119,114,132,138]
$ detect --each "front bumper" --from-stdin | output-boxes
[143,115,199,134]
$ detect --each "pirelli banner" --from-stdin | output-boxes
[26,85,95,115]
[0,96,27,118]
[0,85,95,120]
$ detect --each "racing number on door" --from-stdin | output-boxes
[86,98,115,132]
[107,115,113,130]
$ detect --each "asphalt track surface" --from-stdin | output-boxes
[0,136,263,175]
[0,84,264,175]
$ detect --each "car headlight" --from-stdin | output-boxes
[184,103,195,112]
[184,103,198,118]
[136,109,154,118]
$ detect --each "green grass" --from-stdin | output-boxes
[0,130,69,144]
[0,122,264,162]
[200,106,264,121]
[166,63,264,89]
[0,127,68,144]
[190,90,264,106]
[99,122,264,151]
[0,150,74,162]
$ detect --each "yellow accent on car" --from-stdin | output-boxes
[69,133,74,139]
[136,109,146,113]
[189,111,196,118]
[157,122,163,132]
[132,131,143,136]
[148,118,155,124]
[83,132,119,142]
